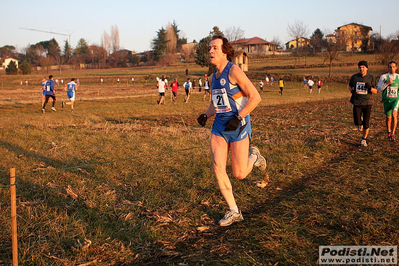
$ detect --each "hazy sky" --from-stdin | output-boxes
[1,0,398,53]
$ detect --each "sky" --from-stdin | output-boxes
[1,0,398,53]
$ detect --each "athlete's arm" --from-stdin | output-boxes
[51,80,55,92]
[202,74,216,118]
[370,77,378,94]
[228,65,261,118]
[377,75,390,93]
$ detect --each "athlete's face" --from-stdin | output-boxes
[209,38,226,66]
[358,65,368,77]
[388,63,397,74]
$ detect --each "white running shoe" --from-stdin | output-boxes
[360,139,367,147]
[219,210,244,227]
[250,146,267,171]
[41,108,45,114]
[51,107,57,112]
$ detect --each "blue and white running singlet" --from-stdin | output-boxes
[66,81,76,99]
[211,62,251,143]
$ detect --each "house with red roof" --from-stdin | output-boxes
[231,37,278,57]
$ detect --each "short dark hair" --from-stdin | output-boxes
[212,35,235,61]
[358,60,368,68]
[49,75,53,79]
[388,61,397,66]
[71,78,75,81]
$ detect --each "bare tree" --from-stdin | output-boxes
[101,30,112,55]
[89,45,107,69]
[225,26,245,42]
[322,30,344,78]
[378,39,399,65]
[166,22,177,53]
[271,36,282,48]
[110,25,120,53]
[323,44,340,77]
[287,20,309,66]
[287,20,309,48]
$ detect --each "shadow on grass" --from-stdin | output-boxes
[0,140,97,178]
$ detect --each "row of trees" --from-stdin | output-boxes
[1,25,145,74]
[150,23,245,67]
[5,22,187,73]
[2,21,399,75]
[3,22,246,73]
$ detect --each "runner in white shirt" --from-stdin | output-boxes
[308,79,314,93]
[157,77,167,105]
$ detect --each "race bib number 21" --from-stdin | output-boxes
[212,88,232,113]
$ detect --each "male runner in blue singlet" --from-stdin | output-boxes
[197,36,266,227]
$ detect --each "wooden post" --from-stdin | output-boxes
[10,168,18,266]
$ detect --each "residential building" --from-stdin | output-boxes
[285,37,310,50]
[334,23,373,52]
[0,57,19,70]
[231,37,278,57]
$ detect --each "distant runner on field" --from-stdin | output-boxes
[64,78,78,112]
[42,75,57,113]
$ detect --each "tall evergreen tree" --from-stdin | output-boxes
[75,38,90,55]
[6,61,18,74]
[25,44,39,65]
[151,27,169,61]
[63,40,72,63]
[194,37,211,67]
[74,38,90,64]
[310,28,325,53]
[194,26,224,68]
[19,60,32,75]
[48,39,61,63]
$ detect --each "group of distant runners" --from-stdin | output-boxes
[259,75,322,95]
[156,75,211,105]
[303,77,323,94]
[41,75,78,113]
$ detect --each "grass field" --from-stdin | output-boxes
[1,55,398,265]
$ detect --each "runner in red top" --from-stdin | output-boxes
[317,79,322,93]
[170,78,180,103]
